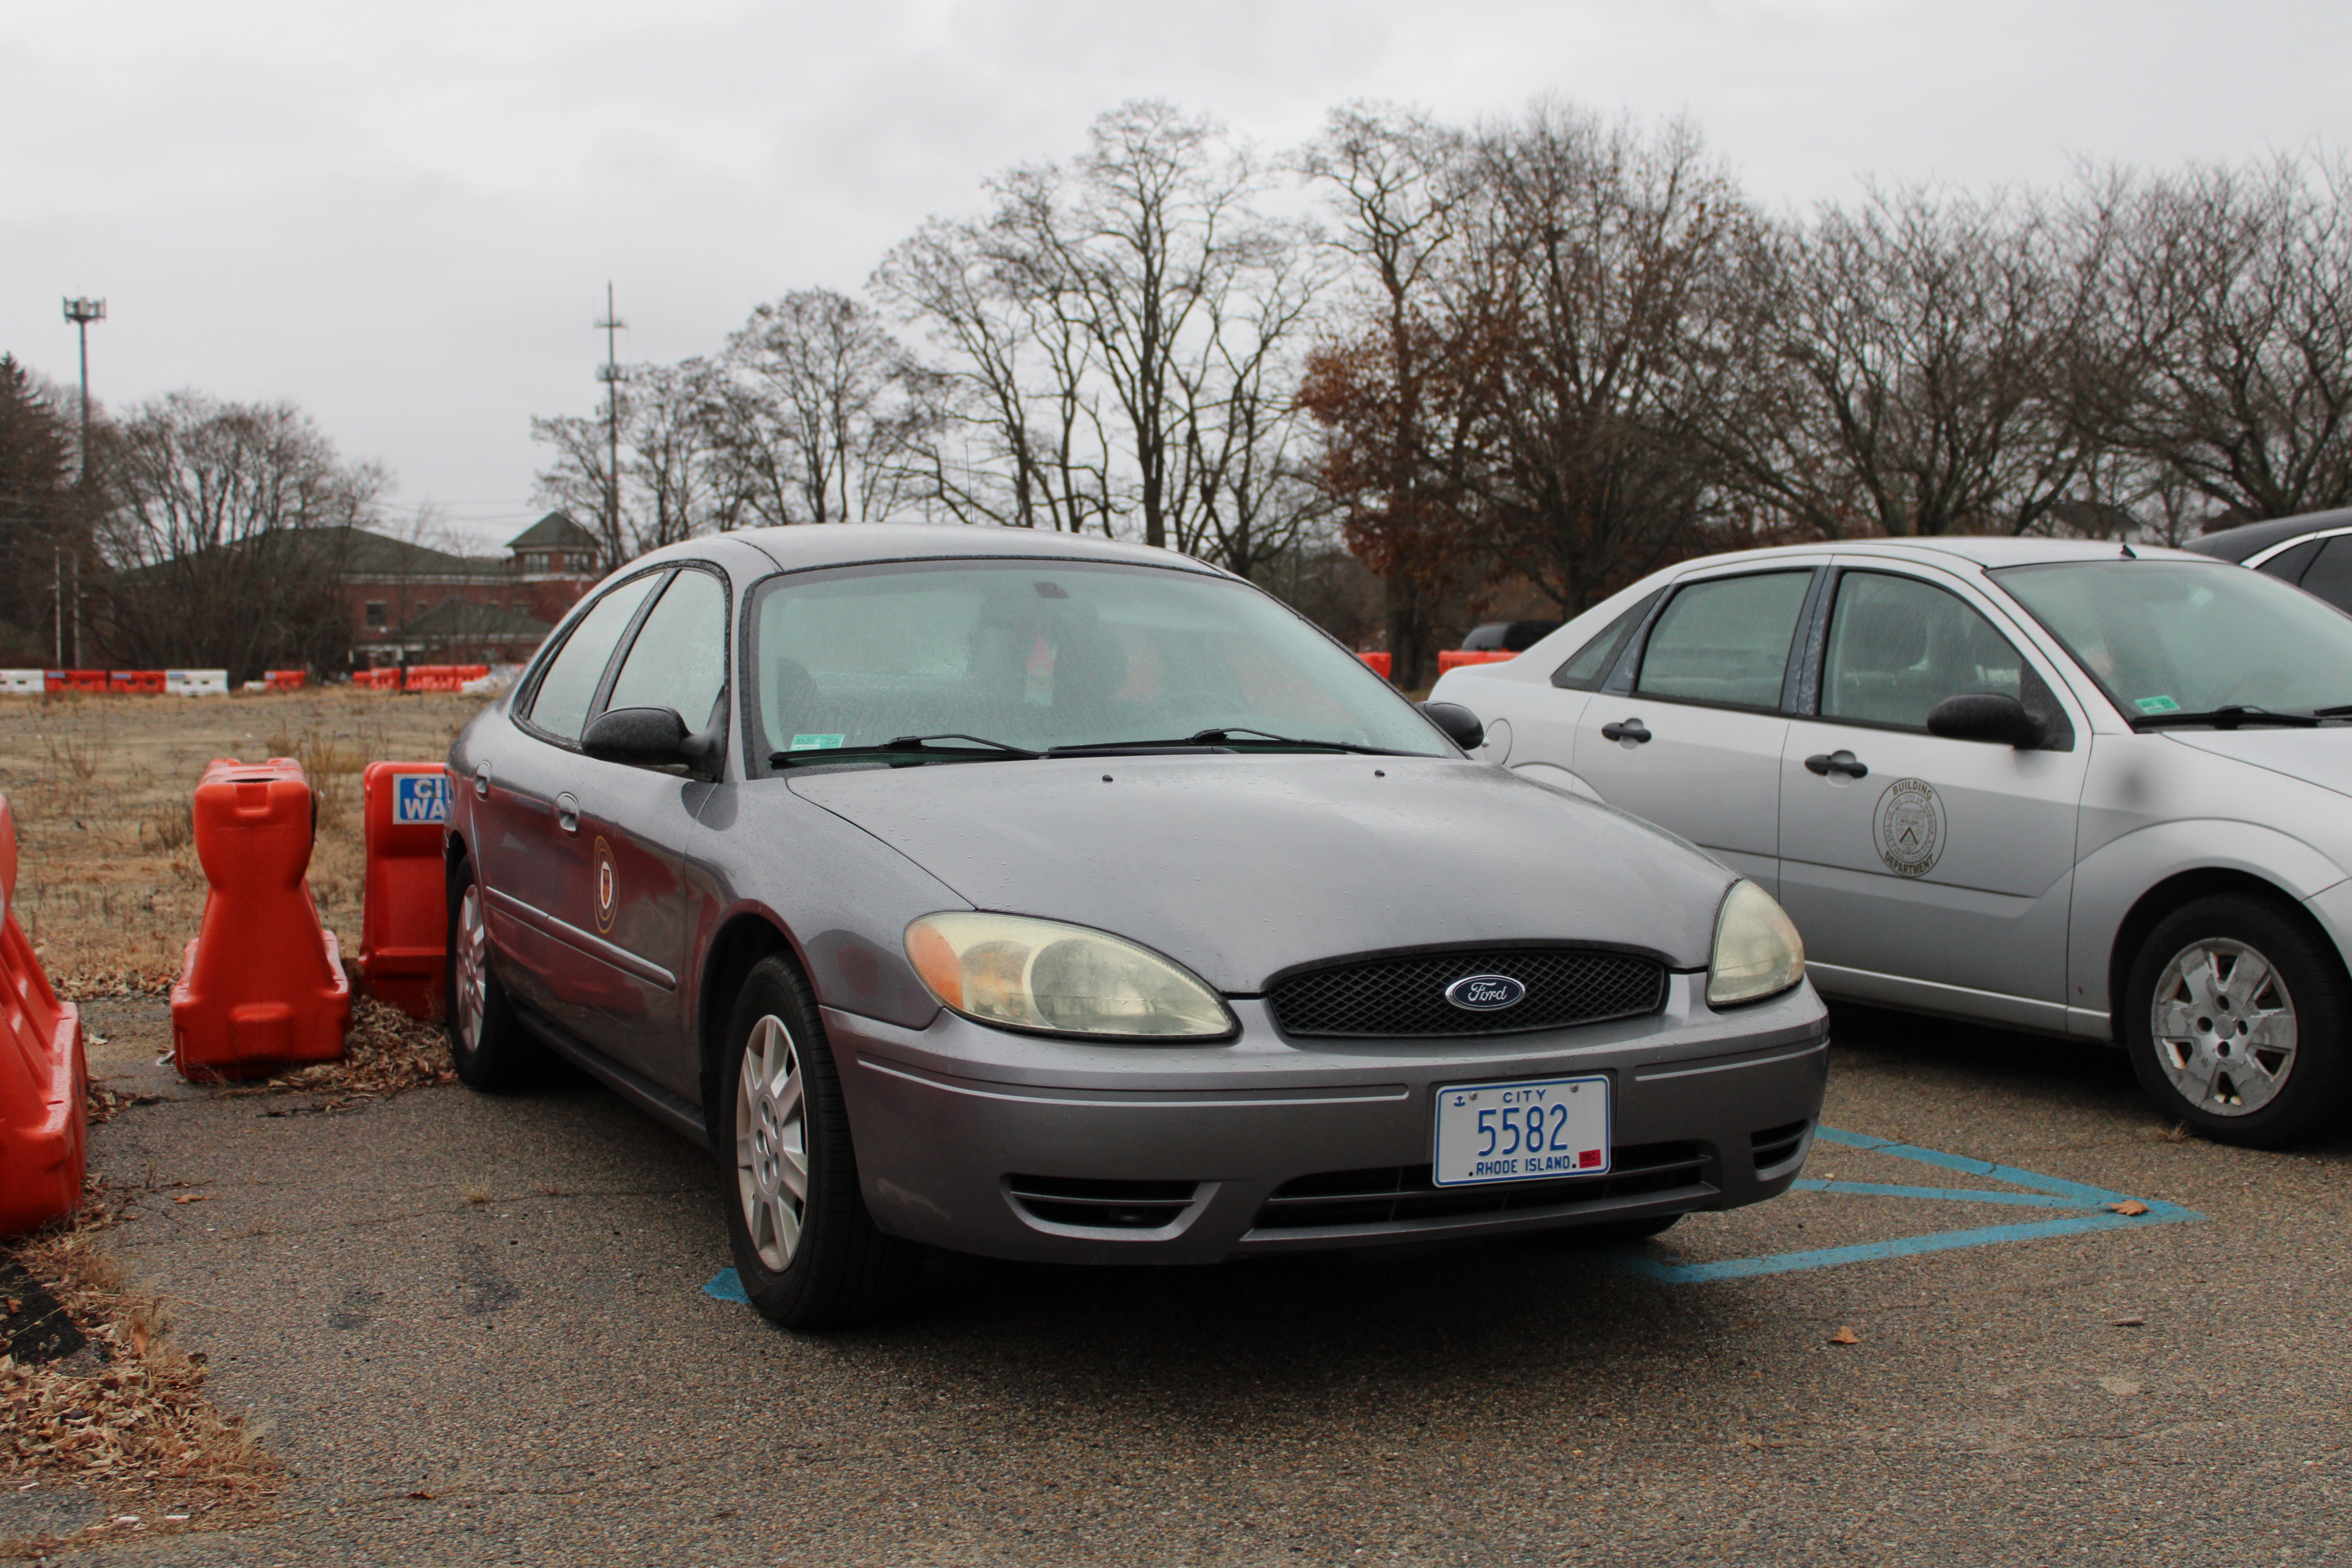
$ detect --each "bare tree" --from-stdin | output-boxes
[707,290,930,527]
[2071,152,2352,523]
[91,391,383,677]
[1720,183,2092,538]
[533,357,738,560]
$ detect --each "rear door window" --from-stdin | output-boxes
[2294,536,2352,614]
[1633,572,1811,710]
[1552,592,1659,690]
[2256,537,2323,586]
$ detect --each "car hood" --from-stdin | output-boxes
[2158,729,2352,797]
[786,755,1732,991]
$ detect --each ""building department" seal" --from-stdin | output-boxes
[1873,777,1945,878]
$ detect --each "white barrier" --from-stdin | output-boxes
[0,670,42,695]
[165,669,230,696]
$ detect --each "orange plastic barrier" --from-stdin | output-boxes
[108,669,167,694]
[170,758,350,1078]
[1436,649,1519,675]
[352,668,399,691]
[403,665,472,693]
[1357,651,1393,681]
[45,670,107,694]
[264,670,308,691]
[455,664,490,684]
[0,793,86,1237]
[357,763,452,1019]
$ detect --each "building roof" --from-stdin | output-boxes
[339,527,506,579]
[391,599,555,641]
[508,511,601,552]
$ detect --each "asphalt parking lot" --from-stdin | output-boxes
[18,999,2352,1566]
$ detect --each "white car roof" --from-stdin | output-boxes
[1675,536,2207,573]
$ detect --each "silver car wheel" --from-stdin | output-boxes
[456,883,488,1053]
[735,1014,810,1272]
[2149,937,2298,1116]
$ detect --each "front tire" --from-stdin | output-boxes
[2123,893,2352,1148]
[445,853,543,1091]
[720,955,922,1330]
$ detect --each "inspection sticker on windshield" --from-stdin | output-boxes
[1432,1074,1609,1187]
[789,734,846,751]
[2135,695,2182,714]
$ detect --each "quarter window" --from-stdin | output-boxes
[525,572,666,743]
[606,569,729,730]
[1633,572,1811,710]
[1551,592,1659,691]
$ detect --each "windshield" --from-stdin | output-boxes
[1992,559,2352,719]
[747,558,1444,762]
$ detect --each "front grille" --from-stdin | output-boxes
[1750,1120,1809,1174]
[1251,1140,1710,1232]
[1266,949,1666,1038]
[1006,1174,1199,1230]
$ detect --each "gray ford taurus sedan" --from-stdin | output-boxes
[444,525,1828,1327]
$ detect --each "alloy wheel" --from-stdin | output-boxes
[456,884,488,1054]
[2149,937,2298,1116]
[735,1014,809,1271]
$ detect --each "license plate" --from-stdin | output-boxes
[1431,1074,1610,1187]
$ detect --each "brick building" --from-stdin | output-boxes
[345,512,604,669]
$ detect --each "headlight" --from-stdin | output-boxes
[1706,880,1805,1007]
[904,912,1236,1040]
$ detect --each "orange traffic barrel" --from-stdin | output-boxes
[169,758,351,1078]
[0,792,87,1236]
[357,763,451,1020]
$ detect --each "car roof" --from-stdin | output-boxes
[684,522,1230,578]
[1672,535,2209,573]
[2178,508,2352,562]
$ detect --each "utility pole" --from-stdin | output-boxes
[61,297,104,668]
[595,283,626,564]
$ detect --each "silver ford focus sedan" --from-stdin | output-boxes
[1432,538,2352,1149]
[443,526,1826,1328]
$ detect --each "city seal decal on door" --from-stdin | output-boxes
[1873,778,1945,878]
[593,835,618,933]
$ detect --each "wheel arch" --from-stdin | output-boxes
[697,910,806,1112]
[2106,868,2348,1038]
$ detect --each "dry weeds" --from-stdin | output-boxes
[1,1194,281,1560]
[0,688,485,985]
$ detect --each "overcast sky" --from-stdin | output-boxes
[9,0,2347,550]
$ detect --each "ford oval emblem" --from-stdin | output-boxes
[1445,974,1526,1011]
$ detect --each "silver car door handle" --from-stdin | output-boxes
[1804,750,1869,779]
[1601,717,1651,744]
[555,792,580,833]
[474,761,492,799]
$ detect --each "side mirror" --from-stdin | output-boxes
[1927,693,2042,748]
[583,706,697,769]
[1419,700,1486,752]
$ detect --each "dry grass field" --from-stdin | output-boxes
[0,690,490,991]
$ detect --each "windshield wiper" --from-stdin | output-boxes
[1044,726,1417,758]
[2134,705,2325,731]
[770,733,1042,767]
[2314,704,2352,718]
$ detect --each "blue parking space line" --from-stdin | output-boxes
[704,1269,749,1303]
[1613,1211,2181,1284]
[1793,1178,2103,1210]
[1615,1125,2204,1284]
[1809,1126,2128,1206]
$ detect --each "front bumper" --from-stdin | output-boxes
[830,973,1830,1264]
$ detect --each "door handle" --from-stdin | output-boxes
[473,761,492,799]
[1601,718,1652,744]
[1805,750,1869,779]
[555,792,580,833]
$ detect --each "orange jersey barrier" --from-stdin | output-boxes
[1436,650,1518,675]
[402,665,481,693]
[108,670,167,694]
[170,758,351,1078]
[46,670,107,694]
[353,668,399,691]
[0,793,87,1237]
[357,763,452,1020]
[1357,651,1393,681]
[264,670,308,691]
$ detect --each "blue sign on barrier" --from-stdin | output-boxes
[392,772,452,826]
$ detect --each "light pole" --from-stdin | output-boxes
[595,283,626,563]
[62,297,104,484]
